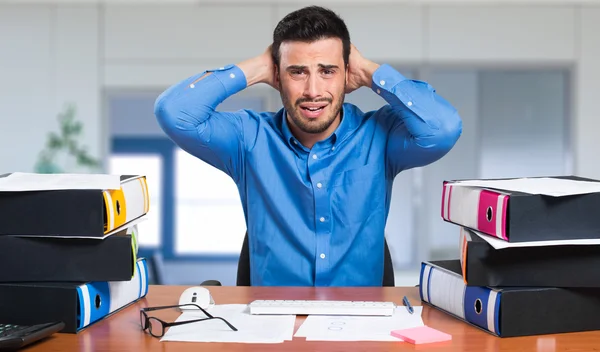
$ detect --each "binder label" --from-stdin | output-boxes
[425,266,466,320]
[442,185,479,230]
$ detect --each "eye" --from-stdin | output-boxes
[291,70,304,76]
[322,69,334,75]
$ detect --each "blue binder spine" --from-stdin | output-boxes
[420,262,502,335]
[137,258,149,298]
[76,257,148,331]
[464,285,501,335]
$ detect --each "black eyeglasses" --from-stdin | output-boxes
[140,303,238,338]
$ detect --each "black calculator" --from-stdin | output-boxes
[0,321,64,351]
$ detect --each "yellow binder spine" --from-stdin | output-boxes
[102,175,149,234]
[103,187,127,233]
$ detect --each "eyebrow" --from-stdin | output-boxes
[285,64,340,71]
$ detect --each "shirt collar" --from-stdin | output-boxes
[280,108,300,150]
[280,103,356,151]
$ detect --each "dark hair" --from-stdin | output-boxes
[271,6,351,68]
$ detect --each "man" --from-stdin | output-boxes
[155,6,462,286]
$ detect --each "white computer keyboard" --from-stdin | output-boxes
[248,299,396,316]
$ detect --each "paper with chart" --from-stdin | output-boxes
[452,177,600,197]
[160,304,296,343]
[294,306,424,341]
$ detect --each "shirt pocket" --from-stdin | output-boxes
[329,164,386,226]
[330,163,383,188]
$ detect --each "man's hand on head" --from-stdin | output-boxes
[260,45,279,91]
[345,44,380,94]
[238,45,279,90]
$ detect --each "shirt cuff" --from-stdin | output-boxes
[370,64,413,107]
[208,64,247,96]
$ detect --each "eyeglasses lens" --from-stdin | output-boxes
[148,317,164,337]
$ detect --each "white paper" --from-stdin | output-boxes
[453,177,600,197]
[294,306,424,342]
[473,229,600,249]
[0,172,121,192]
[160,304,296,344]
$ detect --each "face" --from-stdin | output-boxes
[276,38,347,136]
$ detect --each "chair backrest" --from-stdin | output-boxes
[236,232,251,286]
[237,232,395,286]
[148,250,167,285]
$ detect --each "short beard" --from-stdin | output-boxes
[281,87,345,134]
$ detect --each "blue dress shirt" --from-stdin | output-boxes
[154,64,462,286]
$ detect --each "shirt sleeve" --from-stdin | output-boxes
[371,64,463,176]
[153,65,255,184]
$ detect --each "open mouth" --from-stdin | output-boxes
[299,104,327,119]
[301,106,326,112]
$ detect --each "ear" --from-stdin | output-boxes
[345,64,349,86]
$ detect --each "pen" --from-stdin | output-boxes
[403,296,414,314]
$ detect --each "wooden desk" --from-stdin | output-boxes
[25,285,600,351]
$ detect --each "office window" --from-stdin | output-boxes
[108,89,265,260]
[174,149,246,255]
[109,154,162,247]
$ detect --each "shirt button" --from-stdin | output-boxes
[189,84,195,88]
[230,73,236,78]
[293,140,298,145]
[407,101,413,107]
[331,146,336,151]
[317,182,322,189]
[319,217,325,222]
[376,89,381,94]
[379,80,385,86]
[320,253,326,259]
[312,154,318,160]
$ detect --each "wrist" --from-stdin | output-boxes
[361,60,380,88]
[238,55,271,87]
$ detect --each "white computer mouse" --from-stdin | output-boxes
[178,286,215,311]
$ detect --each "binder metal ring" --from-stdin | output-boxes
[486,206,493,222]
[95,294,102,309]
[474,298,482,314]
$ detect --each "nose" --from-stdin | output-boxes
[303,75,320,99]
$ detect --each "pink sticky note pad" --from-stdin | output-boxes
[391,326,452,344]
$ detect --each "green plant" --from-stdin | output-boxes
[35,104,101,174]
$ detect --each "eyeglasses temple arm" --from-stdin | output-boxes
[164,317,238,331]
[142,303,203,312]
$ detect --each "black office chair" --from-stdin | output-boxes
[202,232,395,287]
[148,251,166,285]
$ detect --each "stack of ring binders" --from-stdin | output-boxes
[0,173,151,333]
[420,175,600,337]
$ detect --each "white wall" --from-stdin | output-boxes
[1,2,598,176]
[577,7,600,179]
[0,4,100,174]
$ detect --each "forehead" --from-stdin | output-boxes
[279,37,344,67]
